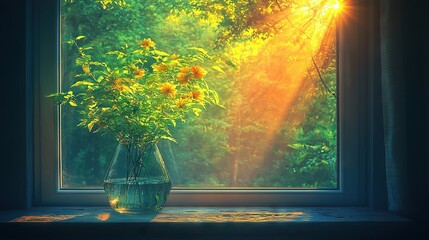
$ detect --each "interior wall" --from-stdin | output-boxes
[0,0,31,210]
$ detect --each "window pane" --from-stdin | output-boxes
[60,0,338,189]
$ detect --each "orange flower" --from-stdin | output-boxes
[177,67,192,84]
[139,38,155,50]
[170,54,180,60]
[134,68,145,78]
[82,65,91,74]
[177,98,187,109]
[180,67,190,73]
[112,78,131,92]
[160,82,176,98]
[152,63,167,72]
[112,79,124,91]
[191,90,203,101]
[190,66,206,79]
[115,86,124,91]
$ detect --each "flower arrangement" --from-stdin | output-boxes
[50,36,220,151]
[49,36,222,213]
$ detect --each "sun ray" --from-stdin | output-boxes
[226,0,340,184]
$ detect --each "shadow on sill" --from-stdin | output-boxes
[0,206,426,240]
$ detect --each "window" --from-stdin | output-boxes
[35,0,367,206]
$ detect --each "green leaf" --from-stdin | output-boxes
[76,57,85,65]
[46,93,59,98]
[188,47,208,56]
[105,51,126,59]
[170,119,177,127]
[225,59,237,69]
[288,143,304,150]
[87,119,98,132]
[132,49,145,55]
[70,81,95,88]
[105,51,118,55]
[212,66,225,74]
[152,50,169,56]
[90,61,104,66]
[193,55,205,62]
[160,135,177,143]
[192,108,202,116]
[77,120,87,127]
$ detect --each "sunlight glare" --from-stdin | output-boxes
[227,0,338,182]
[334,2,340,10]
[96,213,111,221]
[331,0,344,15]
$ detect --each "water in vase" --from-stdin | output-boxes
[104,177,171,214]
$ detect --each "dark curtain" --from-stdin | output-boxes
[380,0,429,219]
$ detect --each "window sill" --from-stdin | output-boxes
[0,206,421,240]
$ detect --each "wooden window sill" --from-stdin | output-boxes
[0,206,422,240]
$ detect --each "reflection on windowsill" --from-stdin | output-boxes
[11,215,79,223]
[152,210,305,222]
[3,206,408,223]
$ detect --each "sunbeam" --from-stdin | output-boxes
[227,0,340,185]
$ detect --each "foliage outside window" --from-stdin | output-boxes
[59,0,339,189]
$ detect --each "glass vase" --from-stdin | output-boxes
[103,143,171,214]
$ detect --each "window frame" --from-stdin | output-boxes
[34,0,368,206]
